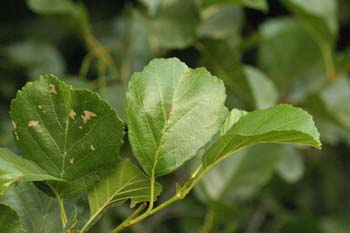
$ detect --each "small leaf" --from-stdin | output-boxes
[0,183,63,233]
[0,148,63,195]
[203,104,321,168]
[10,75,124,197]
[27,0,83,18]
[88,159,162,221]
[201,0,268,11]
[127,58,227,176]
[244,65,278,109]
[146,0,200,48]
[0,205,24,233]
[276,146,304,183]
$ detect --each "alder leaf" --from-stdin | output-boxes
[127,58,227,176]
[0,183,63,233]
[88,159,162,225]
[0,205,24,233]
[0,148,63,195]
[10,75,124,197]
[203,104,321,168]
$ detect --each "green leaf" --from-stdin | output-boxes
[275,146,304,183]
[127,58,227,176]
[88,159,162,222]
[0,183,63,233]
[320,76,350,128]
[258,17,322,92]
[201,0,268,11]
[146,0,200,48]
[198,5,243,39]
[0,205,24,233]
[7,40,65,79]
[10,75,124,197]
[0,148,63,195]
[282,0,338,45]
[244,65,278,109]
[202,104,321,168]
[27,0,83,18]
[198,40,254,107]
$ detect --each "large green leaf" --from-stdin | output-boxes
[88,159,162,225]
[10,75,124,197]
[0,148,63,195]
[0,183,63,233]
[0,205,24,233]
[127,58,227,176]
[202,104,321,168]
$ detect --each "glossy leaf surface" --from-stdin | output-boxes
[127,58,227,176]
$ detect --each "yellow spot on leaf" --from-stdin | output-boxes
[49,84,57,94]
[38,105,42,109]
[69,109,76,120]
[11,121,16,130]
[14,132,19,141]
[69,158,74,164]
[28,120,39,127]
[79,125,83,129]
[81,111,97,124]
[90,145,95,151]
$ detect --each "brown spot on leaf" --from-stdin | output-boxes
[49,84,57,94]
[69,109,76,120]
[166,103,173,121]
[81,111,97,124]
[28,120,39,127]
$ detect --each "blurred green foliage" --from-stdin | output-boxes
[0,0,349,232]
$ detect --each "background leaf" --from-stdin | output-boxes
[0,183,63,233]
[0,205,25,233]
[10,76,124,197]
[127,58,227,176]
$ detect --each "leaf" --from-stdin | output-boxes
[88,159,162,223]
[282,0,338,45]
[275,146,304,183]
[198,5,243,39]
[10,75,124,197]
[7,40,65,79]
[320,76,350,128]
[0,183,63,233]
[198,40,254,107]
[202,104,321,168]
[0,148,63,195]
[26,0,83,18]
[258,17,323,92]
[146,0,200,48]
[0,205,24,233]
[127,58,227,176]
[201,0,268,11]
[244,65,278,109]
